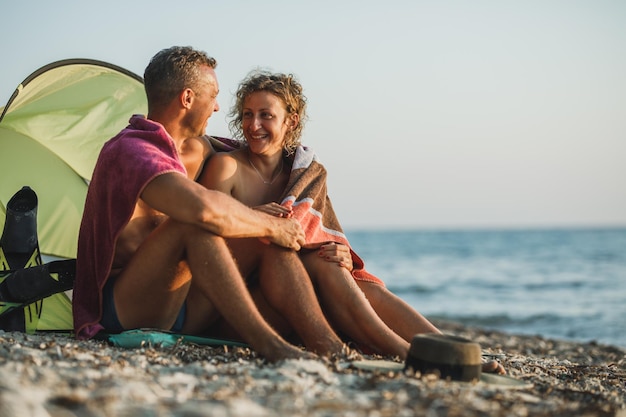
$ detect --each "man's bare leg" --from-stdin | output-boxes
[200,284,295,344]
[301,252,410,358]
[257,245,345,356]
[113,219,312,362]
[226,238,345,356]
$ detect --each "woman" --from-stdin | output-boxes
[200,70,503,372]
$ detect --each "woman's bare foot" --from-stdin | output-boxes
[482,359,506,375]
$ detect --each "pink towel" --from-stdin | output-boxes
[278,146,384,285]
[73,115,186,339]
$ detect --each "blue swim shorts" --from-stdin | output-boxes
[100,276,186,333]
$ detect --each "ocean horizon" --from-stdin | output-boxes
[345,226,626,349]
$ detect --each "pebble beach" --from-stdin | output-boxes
[1,320,624,417]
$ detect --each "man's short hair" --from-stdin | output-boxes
[144,46,217,109]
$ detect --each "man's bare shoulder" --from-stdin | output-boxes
[180,136,216,180]
[181,136,215,159]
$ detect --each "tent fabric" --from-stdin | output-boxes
[0,59,147,332]
[0,59,147,259]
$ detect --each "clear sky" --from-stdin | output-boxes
[1,0,624,229]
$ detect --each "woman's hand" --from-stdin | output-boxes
[254,202,293,218]
[319,242,353,271]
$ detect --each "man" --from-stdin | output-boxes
[73,46,344,361]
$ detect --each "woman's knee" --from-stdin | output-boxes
[300,252,338,283]
[358,281,388,305]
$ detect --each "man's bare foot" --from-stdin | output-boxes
[256,339,318,362]
[307,336,346,358]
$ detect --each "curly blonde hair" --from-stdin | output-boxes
[229,70,307,156]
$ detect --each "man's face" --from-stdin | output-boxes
[187,65,220,136]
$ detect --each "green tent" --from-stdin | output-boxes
[0,59,147,331]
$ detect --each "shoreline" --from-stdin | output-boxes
[1,320,624,417]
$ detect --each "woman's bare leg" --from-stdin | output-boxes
[301,252,409,358]
[358,281,505,374]
[356,281,441,341]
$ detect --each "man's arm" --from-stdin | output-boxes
[140,172,305,250]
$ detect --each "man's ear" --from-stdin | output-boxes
[181,88,194,109]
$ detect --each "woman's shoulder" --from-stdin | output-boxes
[210,148,246,165]
[203,148,246,181]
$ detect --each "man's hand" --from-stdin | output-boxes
[268,217,306,251]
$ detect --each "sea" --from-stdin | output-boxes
[345,227,626,349]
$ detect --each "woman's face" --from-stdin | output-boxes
[242,91,295,156]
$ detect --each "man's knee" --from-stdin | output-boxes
[265,244,297,257]
[260,244,302,268]
[169,220,225,246]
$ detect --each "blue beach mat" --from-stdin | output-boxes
[105,328,249,349]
